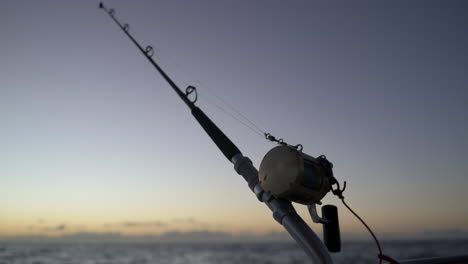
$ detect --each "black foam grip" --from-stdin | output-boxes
[322,205,341,252]
[191,107,241,161]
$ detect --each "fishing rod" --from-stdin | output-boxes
[98,4,468,264]
[99,3,344,263]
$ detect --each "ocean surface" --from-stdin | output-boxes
[1,240,467,264]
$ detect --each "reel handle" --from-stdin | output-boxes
[322,205,341,252]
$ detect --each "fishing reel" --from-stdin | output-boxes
[259,145,341,252]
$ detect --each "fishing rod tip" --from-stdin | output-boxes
[99,2,104,9]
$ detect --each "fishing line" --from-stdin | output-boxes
[164,60,267,139]
[154,53,268,139]
[198,84,299,149]
[124,22,290,146]
[330,181,400,264]
[99,5,263,141]
[192,79,300,148]
[201,94,265,139]
[131,33,268,140]
[115,21,296,148]
[202,85,266,136]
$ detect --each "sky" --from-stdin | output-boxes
[1,0,467,240]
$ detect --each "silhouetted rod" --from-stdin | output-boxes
[99,2,241,161]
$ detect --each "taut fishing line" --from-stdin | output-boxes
[148,45,270,140]
[124,16,288,146]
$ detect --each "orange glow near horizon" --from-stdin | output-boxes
[2,194,467,238]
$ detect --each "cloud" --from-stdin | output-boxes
[121,221,167,227]
[171,218,212,228]
[102,221,167,229]
[103,218,213,229]
[172,217,196,223]
[74,225,87,230]
[159,230,233,242]
[43,224,66,232]
[61,232,121,240]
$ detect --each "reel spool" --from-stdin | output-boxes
[258,145,332,205]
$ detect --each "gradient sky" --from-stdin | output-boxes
[1,1,467,238]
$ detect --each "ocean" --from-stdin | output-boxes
[1,240,467,264]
